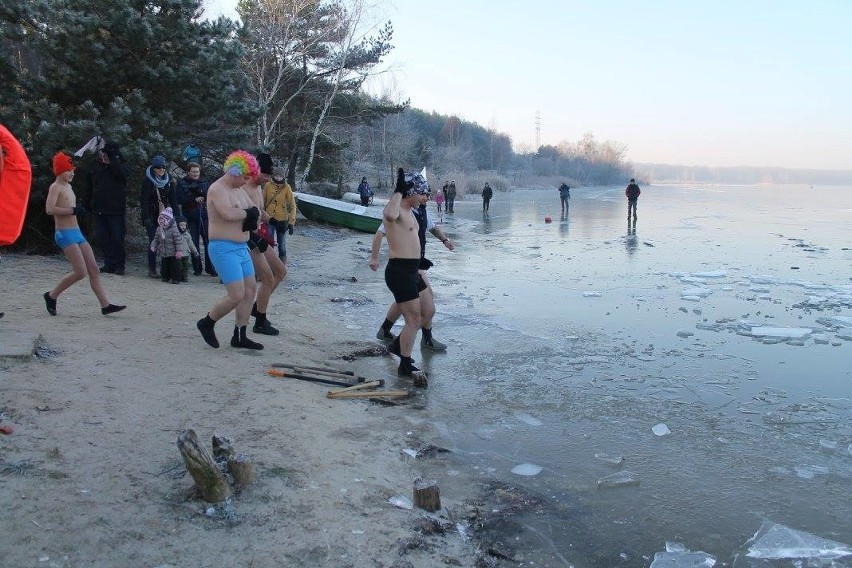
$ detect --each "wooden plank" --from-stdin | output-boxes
[327,390,411,399]
[326,381,382,397]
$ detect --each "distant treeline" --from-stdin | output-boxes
[636,163,852,185]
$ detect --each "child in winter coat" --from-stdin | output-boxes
[176,215,199,282]
[149,207,186,284]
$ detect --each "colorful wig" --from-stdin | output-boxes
[223,150,259,177]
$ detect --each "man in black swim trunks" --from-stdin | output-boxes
[382,168,430,376]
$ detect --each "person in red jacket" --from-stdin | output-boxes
[625,178,641,224]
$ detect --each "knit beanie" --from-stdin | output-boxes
[158,207,174,227]
[272,166,286,182]
[53,152,75,176]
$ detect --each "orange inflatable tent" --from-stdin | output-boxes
[0,124,32,246]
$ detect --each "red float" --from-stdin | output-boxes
[0,124,32,246]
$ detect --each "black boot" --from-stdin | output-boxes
[197,314,219,348]
[231,325,264,350]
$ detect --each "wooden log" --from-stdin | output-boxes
[176,429,231,503]
[228,454,255,491]
[326,381,381,397]
[413,477,441,512]
[327,389,411,399]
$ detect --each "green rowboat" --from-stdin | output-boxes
[295,192,383,233]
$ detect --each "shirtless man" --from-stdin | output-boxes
[381,168,432,376]
[245,153,286,336]
[370,195,454,351]
[43,152,125,316]
[196,150,263,350]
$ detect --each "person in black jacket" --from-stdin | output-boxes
[80,141,130,275]
[140,155,177,278]
[175,162,212,276]
[625,178,641,225]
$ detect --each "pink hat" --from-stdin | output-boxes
[158,207,174,226]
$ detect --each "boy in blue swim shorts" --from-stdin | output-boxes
[195,150,264,350]
[43,152,126,317]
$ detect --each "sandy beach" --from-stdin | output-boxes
[0,226,482,567]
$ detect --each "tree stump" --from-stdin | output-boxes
[228,454,255,491]
[177,429,231,503]
[212,433,235,463]
[413,477,441,512]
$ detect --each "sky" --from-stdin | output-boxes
[204,0,852,170]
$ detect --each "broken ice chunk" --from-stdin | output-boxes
[652,423,671,436]
[750,327,812,339]
[650,542,716,567]
[594,453,625,465]
[511,463,543,476]
[597,470,639,488]
[744,520,852,560]
[583,291,602,297]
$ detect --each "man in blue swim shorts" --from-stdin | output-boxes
[43,151,126,317]
[195,150,264,350]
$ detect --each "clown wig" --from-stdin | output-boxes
[223,150,259,177]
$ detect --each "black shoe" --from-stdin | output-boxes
[197,317,219,348]
[376,328,395,342]
[101,304,126,315]
[231,335,264,350]
[113,268,125,276]
[99,265,115,274]
[149,269,160,279]
[397,362,422,377]
[43,292,57,316]
[193,271,202,276]
[387,338,401,357]
[253,319,279,336]
[386,339,414,363]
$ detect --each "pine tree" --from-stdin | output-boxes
[2,0,259,247]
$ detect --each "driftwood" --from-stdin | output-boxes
[228,454,255,490]
[176,429,231,503]
[212,433,235,462]
[413,477,441,512]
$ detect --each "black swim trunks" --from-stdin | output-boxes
[385,258,421,303]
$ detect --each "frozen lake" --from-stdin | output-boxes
[355,184,852,566]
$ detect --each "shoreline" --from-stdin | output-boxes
[0,226,483,567]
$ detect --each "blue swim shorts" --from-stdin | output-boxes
[54,228,87,249]
[207,239,255,285]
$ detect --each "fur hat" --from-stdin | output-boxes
[53,152,75,176]
[257,153,273,175]
[272,166,286,182]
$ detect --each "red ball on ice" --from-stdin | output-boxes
[544,216,552,223]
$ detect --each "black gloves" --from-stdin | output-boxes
[394,167,412,197]
[287,223,294,235]
[247,232,268,253]
[72,205,87,216]
[242,206,260,231]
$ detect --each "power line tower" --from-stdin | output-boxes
[534,110,542,150]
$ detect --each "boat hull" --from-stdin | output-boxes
[295,192,382,233]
